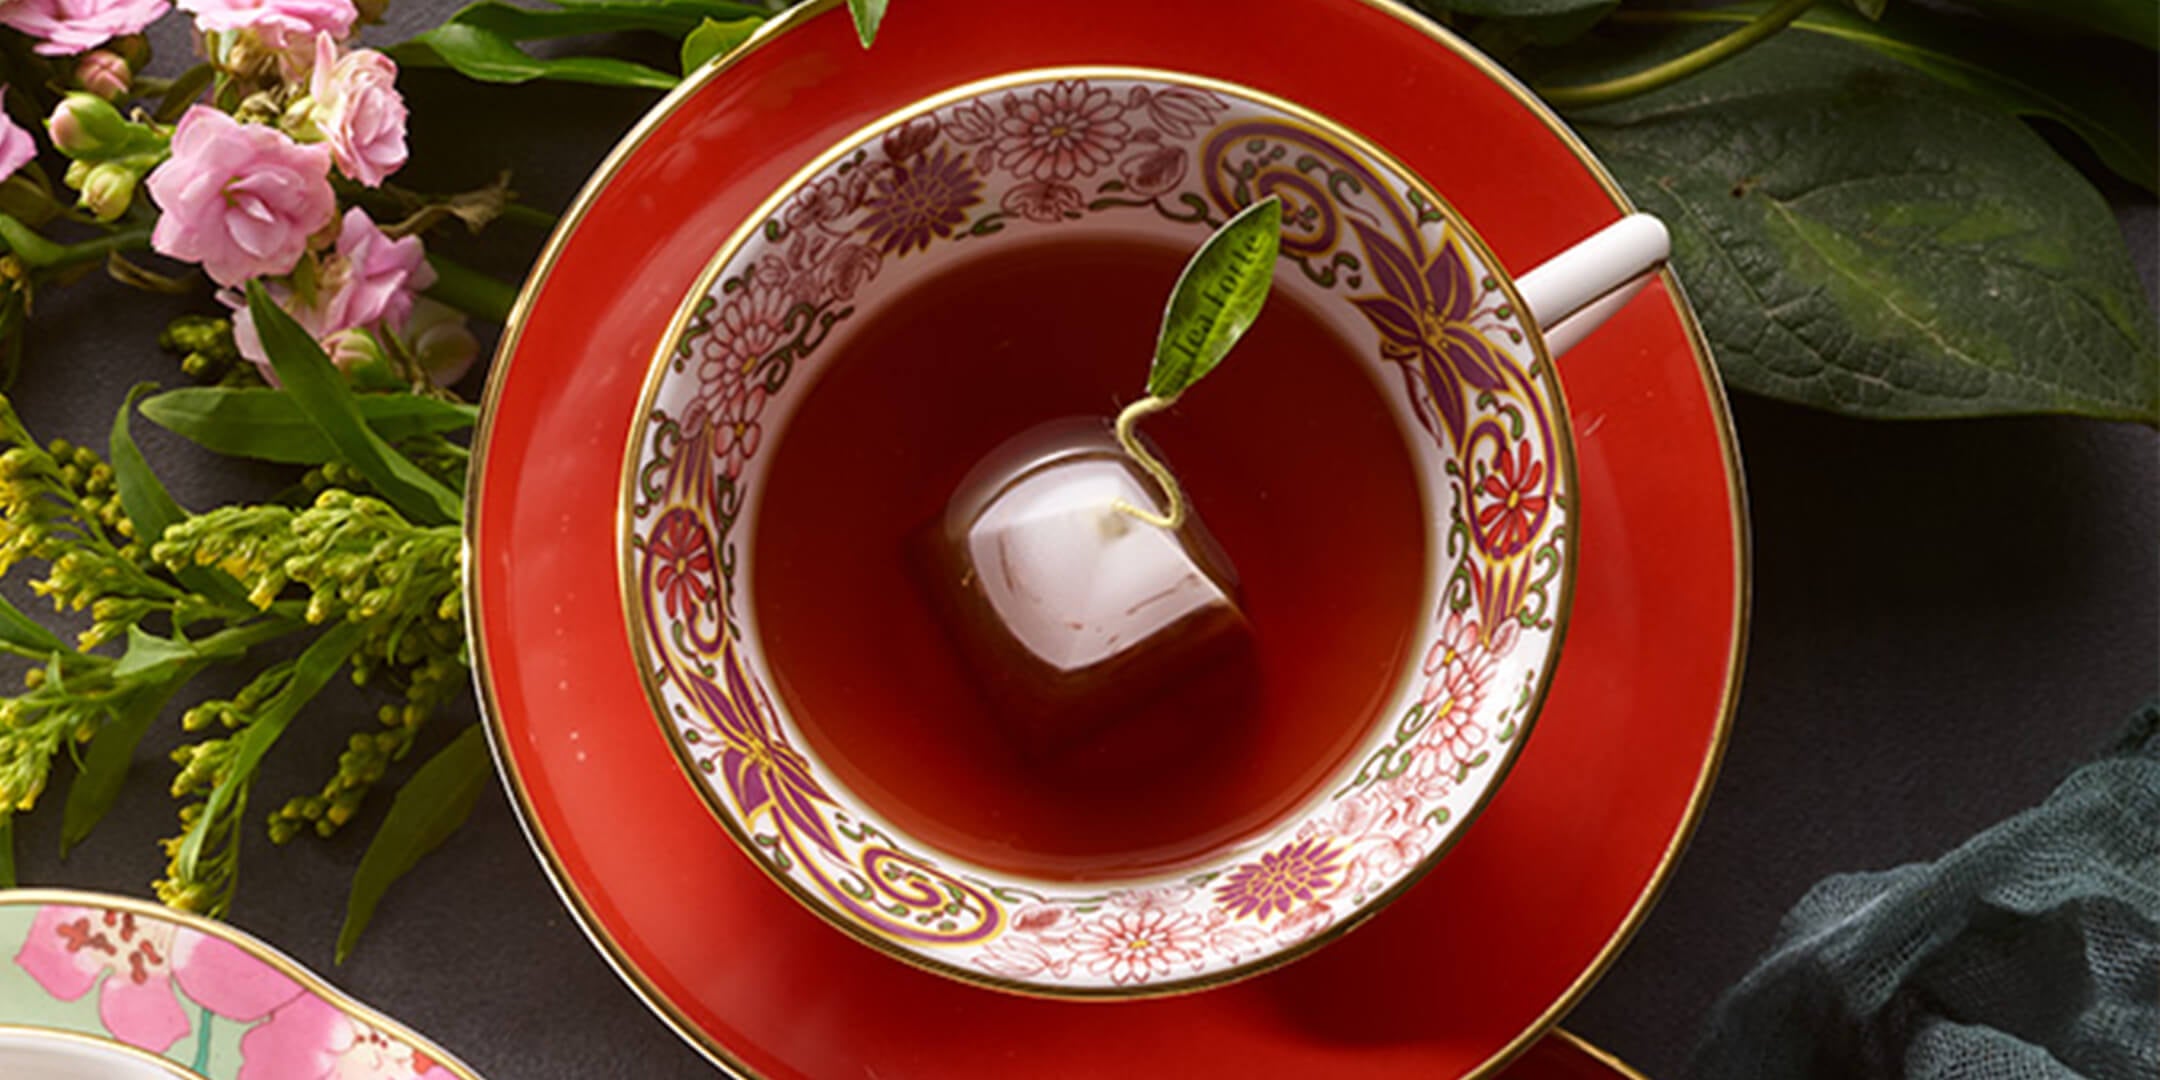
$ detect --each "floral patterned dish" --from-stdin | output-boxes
[0,889,481,1080]
[623,68,1600,997]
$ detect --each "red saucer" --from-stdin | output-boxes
[466,0,1747,1075]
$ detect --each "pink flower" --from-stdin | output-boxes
[179,0,355,51]
[942,98,998,145]
[306,34,406,186]
[0,0,168,56]
[818,241,880,302]
[1068,908,1205,985]
[1140,85,1227,139]
[146,107,335,288]
[0,91,35,182]
[782,173,864,231]
[74,50,133,97]
[1418,671,1489,768]
[235,992,439,1079]
[712,386,766,479]
[879,115,938,164]
[14,906,304,1052]
[1000,179,1083,224]
[229,209,432,371]
[1117,145,1187,197]
[1007,903,1078,942]
[994,80,1129,181]
[1419,611,1495,707]
[688,280,788,428]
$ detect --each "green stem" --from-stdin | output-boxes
[190,1006,213,1072]
[1535,0,1820,109]
[0,215,153,272]
[423,254,518,325]
[500,203,559,230]
[1110,394,1185,530]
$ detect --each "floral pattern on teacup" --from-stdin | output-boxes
[2,895,474,1079]
[628,70,1572,993]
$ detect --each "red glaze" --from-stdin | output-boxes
[469,0,1746,1075]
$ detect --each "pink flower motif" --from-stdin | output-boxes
[1419,610,1495,707]
[0,91,35,182]
[146,106,335,288]
[235,993,439,1080]
[994,79,1129,181]
[1271,897,1336,945]
[818,241,881,302]
[1002,180,1088,224]
[782,173,863,231]
[1110,884,1194,913]
[1068,908,1205,985]
[942,98,998,145]
[1008,903,1078,941]
[228,209,432,372]
[880,115,938,163]
[179,0,355,52]
[1000,179,1083,224]
[712,385,766,479]
[1117,145,1187,198]
[1419,673,1489,769]
[1141,85,1228,139]
[0,0,168,57]
[1214,838,1343,921]
[688,280,789,430]
[974,935,1070,980]
[14,906,304,1053]
[307,34,407,187]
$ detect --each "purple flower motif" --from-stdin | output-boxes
[858,145,981,255]
[1214,838,1343,921]
[1347,218,1509,441]
[694,645,841,858]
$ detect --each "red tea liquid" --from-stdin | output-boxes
[751,236,1426,880]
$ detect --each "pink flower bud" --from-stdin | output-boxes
[74,51,132,99]
[0,92,34,184]
[404,299,478,387]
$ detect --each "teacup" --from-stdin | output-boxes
[621,67,1667,998]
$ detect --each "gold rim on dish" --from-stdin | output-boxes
[0,889,485,1080]
[613,62,1580,1003]
[462,0,1750,1074]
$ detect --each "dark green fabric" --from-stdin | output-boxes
[1689,703,2160,1080]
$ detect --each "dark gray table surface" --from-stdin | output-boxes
[4,7,2155,1078]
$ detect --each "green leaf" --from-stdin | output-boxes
[1412,0,1613,14]
[0,818,13,888]
[61,675,194,855]
[0,590,67,655]
[436,0,759,39]
[1638,4,2155,193]
[1844,0,1887,19]
[1148,197,1283,400]
[1537,27,2159,419]
[174,622,363,880]
[1956,0,2157,49]
[141,387,477,466]
[681,15,762,73]
[111,384,252,606]
[846,0,887,46]
[337,724,491,962]
[113,626,201,680]
[247,283,464,525]
[393,24,677,88]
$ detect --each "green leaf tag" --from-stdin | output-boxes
[1148,196,1282,400]
[846,0,887,46]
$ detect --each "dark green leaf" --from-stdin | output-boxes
[1413,0,1613,14]
[1844,0,1887,19]
[439,0,760,41]
[392,25,678,89]
[61,675,195,855]
[141,387,477,465]
[1468,3,1620,53]
[112,626,200,680]
[846,0,887,46]
[1536,27,2159,419]
[0,818,13,888]
[1148,197,1283,400]
[111,384,252,605]
[338,724,491,962]
[108,384,187,545]
[248,283,464,525]
[681,15,762,73]
[0,590,67,655]
[174,622,363,879]
[1957,0,2156,49]
[1634,4,2155,192]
